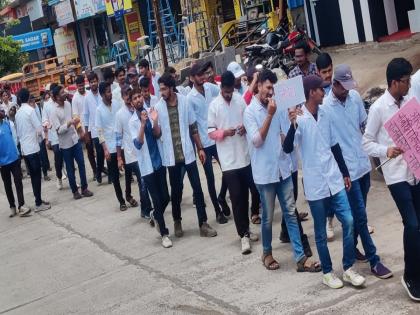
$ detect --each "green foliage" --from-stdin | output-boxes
[5,18,21,30]
[0,36,28,77]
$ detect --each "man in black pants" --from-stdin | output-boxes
[15,88,51,212]
[363,58,420,301]
[0,107,31,217]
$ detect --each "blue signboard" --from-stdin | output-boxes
[12,28,53,52]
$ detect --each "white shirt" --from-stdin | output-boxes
[15,103,42,156]
[322,90,371,181]
[243,97,292,185]
[177,85,191,96]
[409,69,420,102]
[129,113,155,176]
[362,90,414,185]
[143,94,159,113]
[72,91,86,126]
[51,101,79,150]
[0,101,16,117]
[208,93,250,171]
[34,104,45,140]
[154,93,197,166]
[294,105,344,201]
[42,98,59,145]
[83,90,101,138]
[111,82,119,92]
[115,105,137,164]
[95,100,121,154]
[112,85,123,109]
[187,83,220,148]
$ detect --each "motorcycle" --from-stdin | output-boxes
[244,17,321,74]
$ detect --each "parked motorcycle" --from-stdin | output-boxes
[244,17,321,74]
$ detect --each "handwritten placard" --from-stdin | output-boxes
[384,97,420,179]
[273,75,306,110]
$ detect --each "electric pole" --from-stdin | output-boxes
[152,0,168,68]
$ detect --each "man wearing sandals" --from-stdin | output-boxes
[244,69,320,271]
[208,71,259,254]
[115,85,153,218]
[284,75,365,288]
[322,65,393,279]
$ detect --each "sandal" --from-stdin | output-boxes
[298,212,309,221]
[251,215,261,225]
[262,253,280,270]
[296,256,322,273]
[127,198,138,207]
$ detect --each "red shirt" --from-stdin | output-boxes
[243,90,253,105]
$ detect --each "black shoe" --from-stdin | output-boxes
[218,197,231,217]
[356,248,368,263]
[401,276,420,301]
[120,203,128,211]
[73,192,82,200]
[279,230,290,243]
[216,213,228,224]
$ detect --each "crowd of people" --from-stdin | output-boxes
[1,43,420,301]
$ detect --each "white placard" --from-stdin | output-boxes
[273,75,306,110]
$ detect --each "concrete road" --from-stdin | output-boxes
[1,161,419,315]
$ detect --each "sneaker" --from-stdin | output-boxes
[9,207,17,218]
[249,232,259,242]
[401,276,420,302]
[73,191,82,200]
[141,212,151,219]
[279,230,290,243]
[44,175,51,181]
[120,203,128,211]
[41,200,50,206]
[174,220,183,238]
[327,217,334,241]
[34,203,51,212]
[150,210,160,235]
[200,222,217,237]
[343,267,366,287]
[356,248,368,263]
[161,235,173,248]
[82,189,94,197]
[323,272,344,289]
[18,205,32,217]
[218,196,231,217]
[96,178,102,186]
[371,262,393,279]
[216,213,228,224]
[56,179,63,190]
[241,236,251,255]
[62,173,67,180]
[368,225,374,234]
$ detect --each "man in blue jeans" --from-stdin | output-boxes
[323,64,392,279]
[51,85,93,200]
[244,69,319,271]
[187,62,229,224]
[363,58,420,301]
[284,75,365,289]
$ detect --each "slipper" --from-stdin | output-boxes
[262,253,280,270]
[297,256,322,273]
[251,215,261,225]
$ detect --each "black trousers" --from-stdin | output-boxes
[52,144,63,180]
[223,165,253,238]
[124,158,153,213]
[93,137,105,182]
[39,139,50,176]
[85,133,97,175]
[0,159,25,208]
[107,153,125,205]
[24,152,42,206]
[388,181,420,284]
[168,161,208,226]
[144,167,170,236]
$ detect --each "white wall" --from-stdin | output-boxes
[383,0,398,35]
[360,0,373,41]
[338,0,359,44]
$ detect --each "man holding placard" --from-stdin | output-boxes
[363,58,420,301]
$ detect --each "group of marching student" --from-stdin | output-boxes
[1,50,420,300]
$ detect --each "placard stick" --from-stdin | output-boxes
[375,158,392,170]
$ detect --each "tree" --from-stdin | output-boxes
[0,36,28,77]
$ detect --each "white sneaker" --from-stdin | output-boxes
[161,235,172,248]
[62,173,67,180]
[241,236,251,255]
[249,232,259,242]
[34,203,51,212]
[343,267,366,287]
[18,205,32,217]
[327,217,334,241]
[323,272,344,289]
[56,179,63,190]
[368,225,374,234]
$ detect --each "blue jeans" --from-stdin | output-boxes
[256,176,305,261]
[347,173,379,267]
[62,142,88,193]
[309,189,355,274]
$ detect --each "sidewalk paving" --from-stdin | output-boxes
[0,159,418,314]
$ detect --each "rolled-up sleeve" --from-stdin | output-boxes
[362,106,388,158]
